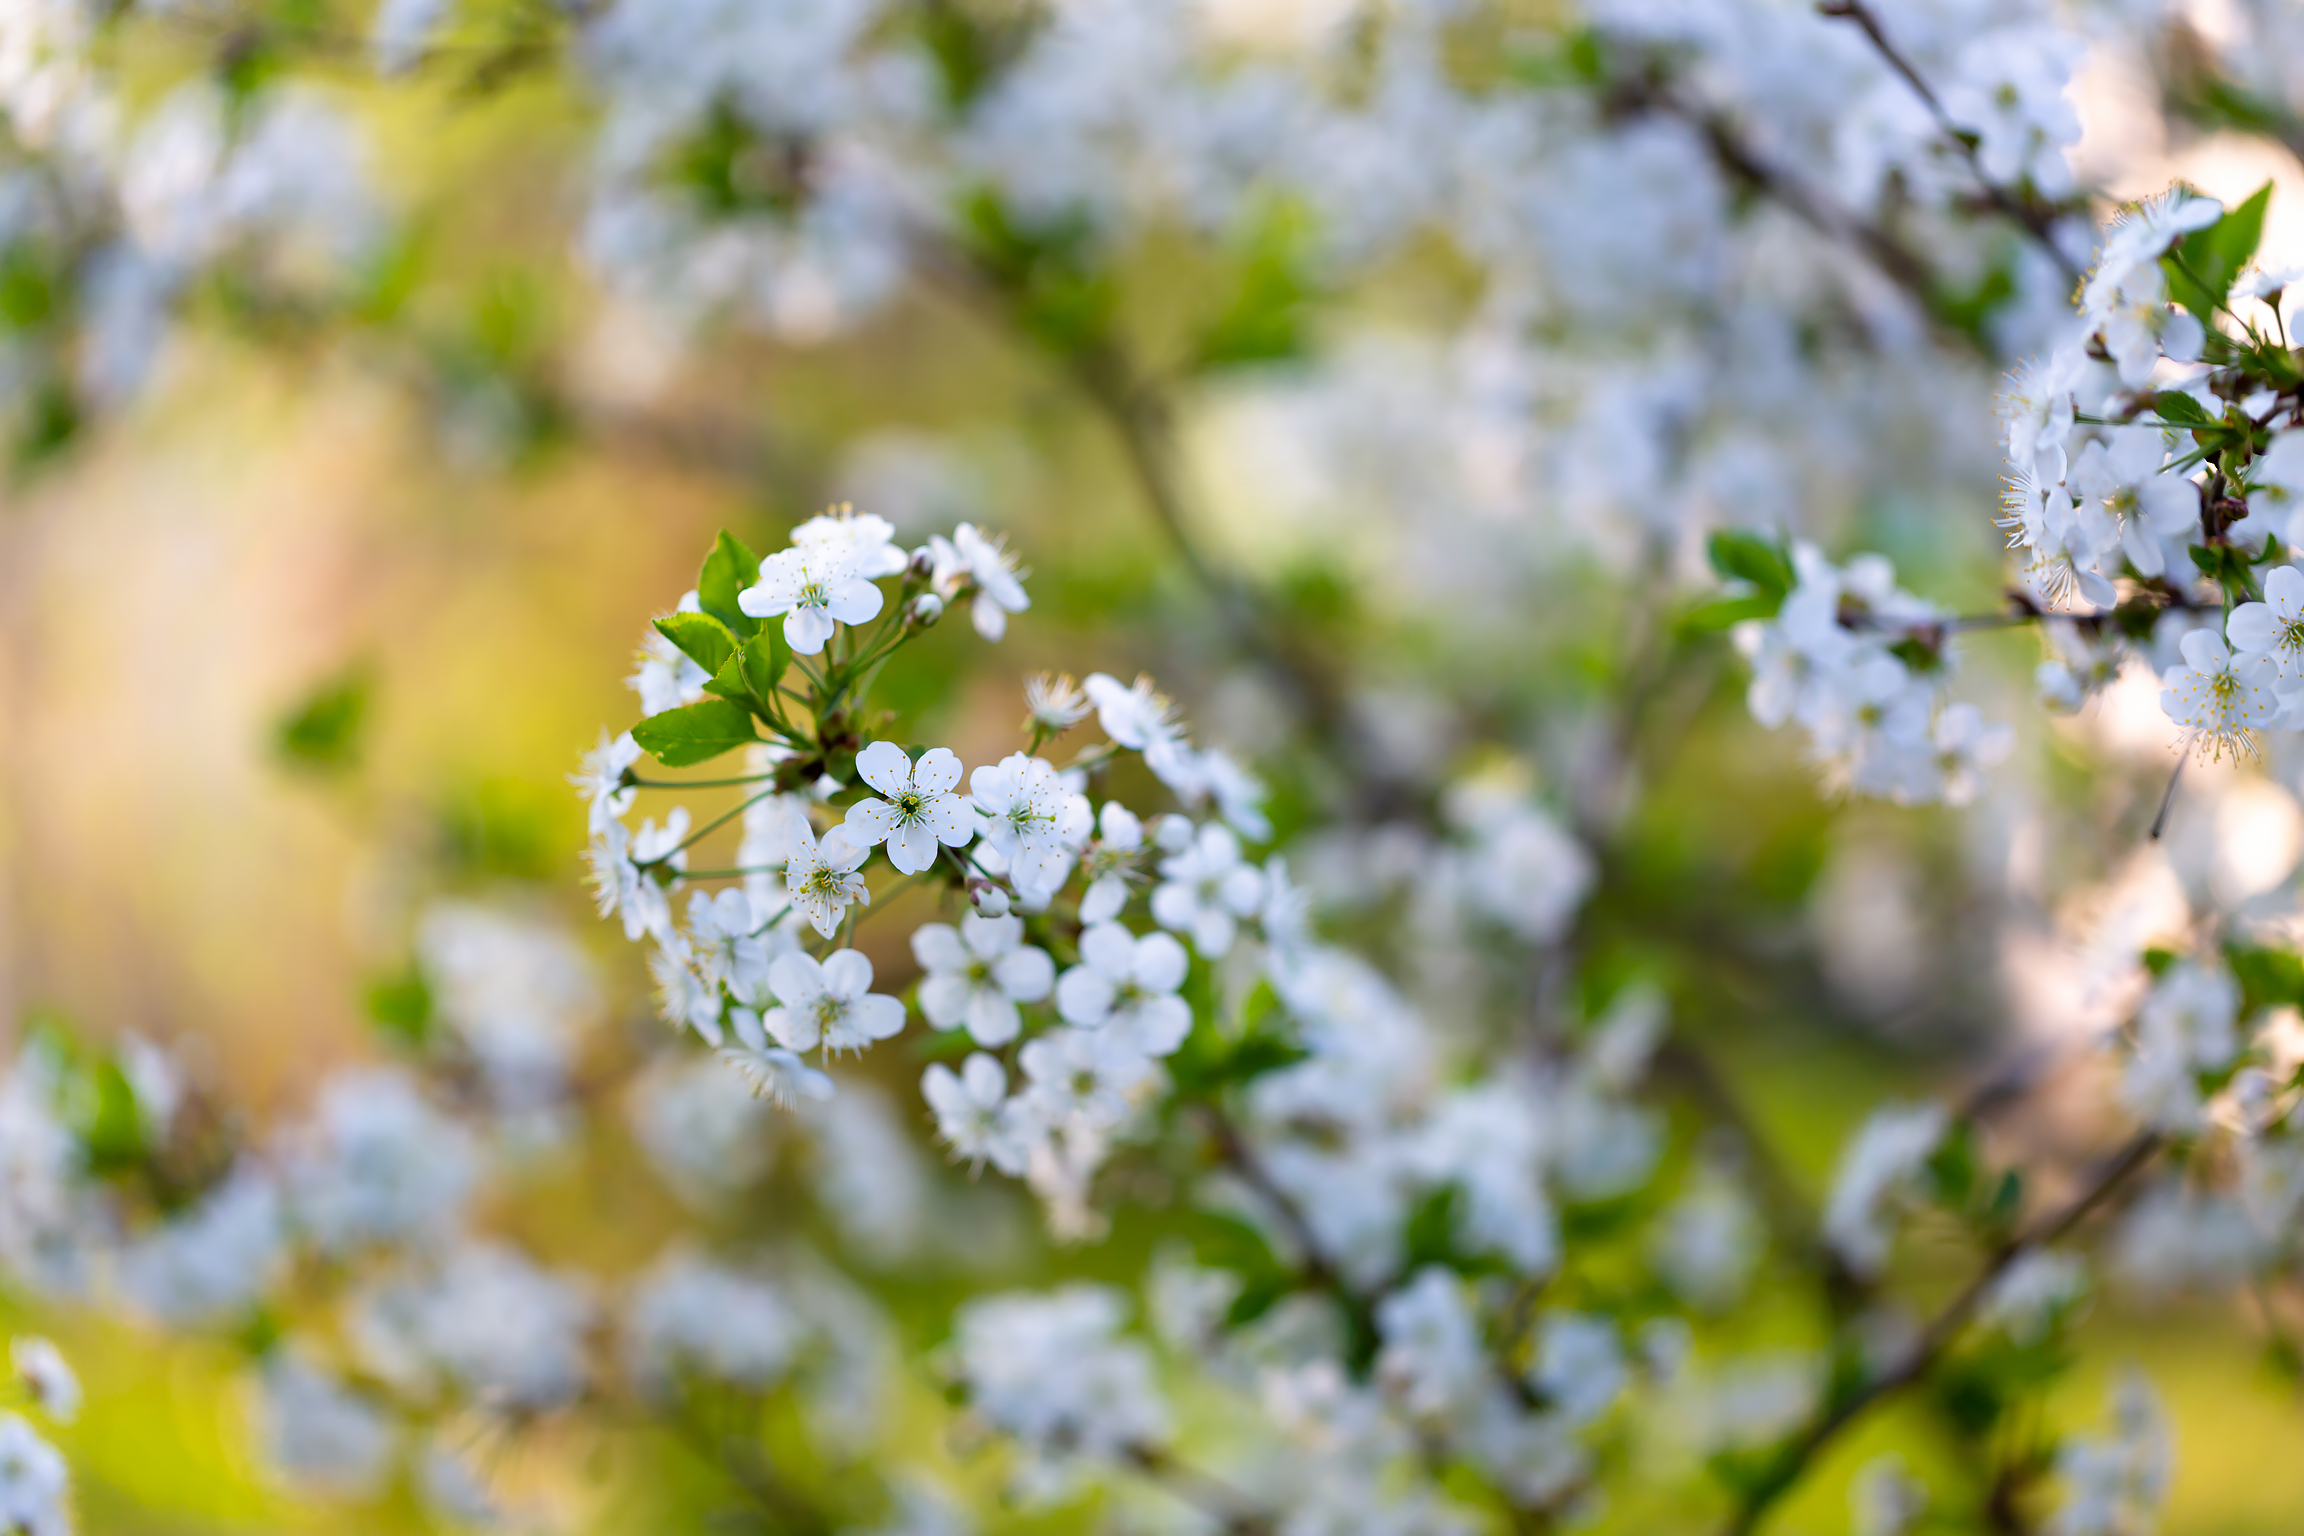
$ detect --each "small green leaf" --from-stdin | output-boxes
[2164,181,2273,319]
[654,611,737,675]
[1706,529,1794,607]
[2228,943,2304,1014]
[698,530,762,637]
[366,965,434,1049]
[632,698,759,767]
[741,629,789,713]
[79,1059,148,1174]
[1678,594,1782,635]
[2152,390,2213,426]
[274,664,371,775]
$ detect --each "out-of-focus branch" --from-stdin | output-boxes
[1127,1445,1273,1534]
[1817,0,2080,278]
[1714,1130,2164,1536]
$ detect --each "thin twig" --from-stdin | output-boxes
[1817,0,2080,278]
[1715,1131,2163,1536]
[2150,755,2186,840]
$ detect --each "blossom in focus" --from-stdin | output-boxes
[739,536,886,655]
[784,823,871,938]
[841,743,981,875]
[2159,629,2276,760]
[970,753,1084,902]
[2225,564,2304,690]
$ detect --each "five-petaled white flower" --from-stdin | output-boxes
[912,914,1055,1047]
[1054,923,1193,1055]
[922,1054,1038,1173]
[2227,565,2304,688]
[756,950,906,1055]
[1020,1027,1154,1129]
[841,743,981,875]
[739,540,885,656]
[783,822,871,938]
[2161,628,2277,760]
[970,753,1083,901]
[927,523,1031,641]
[1151,821,1266,958]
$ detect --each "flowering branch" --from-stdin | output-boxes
[1717,1131,2165,1536]
[1816,0,2080,276]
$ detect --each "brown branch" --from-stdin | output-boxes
[1714,1130,2164,1536]
[1817,0,2080,278]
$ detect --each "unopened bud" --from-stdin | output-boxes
[967,879,1011,917]
[909,592,945,629]
[907,545,936,581]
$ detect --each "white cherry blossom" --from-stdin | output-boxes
[926,523,1030,641]
[1019,1028,1154,1131]
[570,729,639,833]
[738,537,885,656]
[783,823,871,938]
[1150,821,1265,957]
[911,914,1054,1047]
[2160,628,2277,760]
[922,1054,1038,1173]
[2226,564,2304,689]
[970,753,1083,901]
[841,743,980,875]
[1054,923,1193,1055]
[757,949,905,1056]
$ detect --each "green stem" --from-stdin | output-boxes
[638,788,776,867]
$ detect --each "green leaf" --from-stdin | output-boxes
[741,629,789,713]
[2164,181,2273,319]
[78,1059,148,1174]
[1705,529,1794,607]
[2228,943,2304,1014]
[366,964,434,1049]
[274,664,371,774]
[2152,389,2213,426]
[654,611,737,675]
[1193,200,1320,370]
[632,698,758,767]
[698,530,762,637]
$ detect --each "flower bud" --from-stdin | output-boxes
[908,592,945,629]
[967,879,1011,917]
[907,545,936,581]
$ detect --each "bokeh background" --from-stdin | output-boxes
[9,4,2304,1530]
